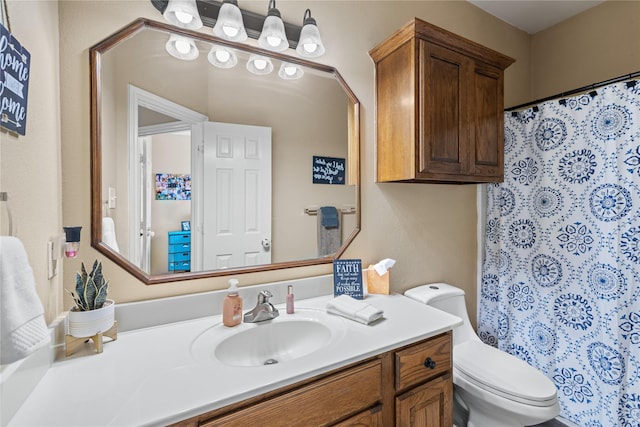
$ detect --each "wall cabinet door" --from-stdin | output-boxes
[396,374,453,427]
[420,40,506,181]
[419,41,469,178]
[470,63,505,179]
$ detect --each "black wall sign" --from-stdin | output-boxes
[1,23,30,136]
[312,156,346,185]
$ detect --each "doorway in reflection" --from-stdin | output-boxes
[135,102,274,275]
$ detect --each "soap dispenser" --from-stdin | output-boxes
[223,279,243,327]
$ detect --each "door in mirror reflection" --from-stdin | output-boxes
[200,122,272,270]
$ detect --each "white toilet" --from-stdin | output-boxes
[405,283,560,427]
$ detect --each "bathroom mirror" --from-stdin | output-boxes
[91,18,360,284]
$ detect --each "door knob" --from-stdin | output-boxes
[424,357,436,369]
[261,238,271,250]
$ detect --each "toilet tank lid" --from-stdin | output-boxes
[404,283,465,305]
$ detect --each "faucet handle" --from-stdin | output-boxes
[257,290,273,304]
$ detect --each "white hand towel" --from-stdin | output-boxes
[102,217,120,253]
[326,295,384,325]
[1,237,50,365]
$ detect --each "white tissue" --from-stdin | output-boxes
[326,295,384,325]
[373,258,396,276]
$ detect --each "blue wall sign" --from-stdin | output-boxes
[1,23,30,136]
[333,259,364,299]
[312,156,346,185]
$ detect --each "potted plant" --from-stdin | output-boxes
[66,260,114,338]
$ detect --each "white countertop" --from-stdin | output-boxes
[9,292,461,426]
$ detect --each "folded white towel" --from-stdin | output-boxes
[102,217,120,253]
[1,237,50,365]
[326,295,384,325]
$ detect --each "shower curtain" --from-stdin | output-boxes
[479,80,640,426]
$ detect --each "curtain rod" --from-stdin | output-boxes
[505,70,640,112]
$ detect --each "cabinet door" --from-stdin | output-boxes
[418,40,470,179]
[332,405,384,427]
[396,374,453,427]
[471,63,504,180]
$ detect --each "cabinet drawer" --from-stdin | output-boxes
[168,251,190,262]
[202,360,382,427]
[168,231,190,244]
[168,261,190,271]
[169,242,190,253]
[332,404,383,427]
[395,332,451,391]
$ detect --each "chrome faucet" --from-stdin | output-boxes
[243,290,280,323]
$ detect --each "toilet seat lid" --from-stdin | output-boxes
[454,341,557,405]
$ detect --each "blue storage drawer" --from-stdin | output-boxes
[169,261,190,271]
[168,242,190,253]
[168,231,190,245]
[168,231,191,272]
[168,251,190,262]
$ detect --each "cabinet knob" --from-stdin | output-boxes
[424,357,436,369]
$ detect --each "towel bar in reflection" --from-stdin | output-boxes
[304,207,357,216]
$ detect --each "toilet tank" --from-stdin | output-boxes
[404,283,479,346]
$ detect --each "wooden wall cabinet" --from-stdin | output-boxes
[370,18,515,183]
[171,331,452,427]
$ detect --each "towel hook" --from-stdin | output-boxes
[1,192,15,236]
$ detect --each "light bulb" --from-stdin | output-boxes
[175,40,191,54]
[175,10,194,24]
[267,36,281,47]
[254,59,267,70]
[278,62,303,80]
[303,43,318,54]
[215,50,231,63]
[163,0,202,29]
[223,25,239,38]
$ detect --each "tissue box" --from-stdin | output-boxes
[366,265,390,294]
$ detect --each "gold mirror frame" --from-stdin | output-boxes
[90,18,360,285]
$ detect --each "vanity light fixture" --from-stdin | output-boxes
[278,62,303,80]
[257,0,289,52]
[208,45,238,68]
[246,54,273,75]
[212,0,247,42]
[152,1,328,56]
[165,34,200,60]
[162,0,202,30]
[296,9,325,58]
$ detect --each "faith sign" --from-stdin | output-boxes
[0,23,30,136]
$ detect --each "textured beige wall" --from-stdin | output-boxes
[1,1,63,324]
[55,0,531,330]
[0,0,530,330]
[531,0,640,100]
[7,0,638,336]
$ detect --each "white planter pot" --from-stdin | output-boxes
[68,299,115,338]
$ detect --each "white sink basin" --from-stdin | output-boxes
[216,320,331,366]
[191,309,347,367]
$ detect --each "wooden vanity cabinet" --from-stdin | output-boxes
[171,331,452,427]
[369,18,515,183]
[394,332,453,426]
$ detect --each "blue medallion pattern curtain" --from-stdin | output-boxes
[479,80,640,426]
